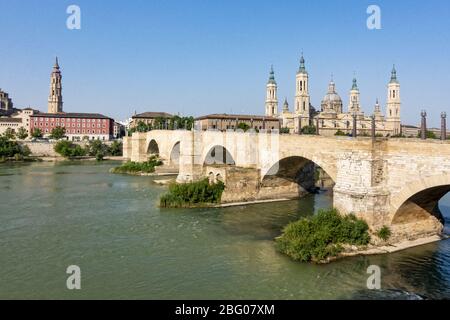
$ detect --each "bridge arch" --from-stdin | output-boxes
[390,174,450,226]
[259,155,335,199]
[169,141,181,166]
[147,139,160,156]
[203,145,236,166]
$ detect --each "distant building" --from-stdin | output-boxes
[266,55,402,136]
[113,121,126,139]
[130,112,173,129]
[0,108,38,136]
[195,114,280,131]
[30,113,114,141]
[0,88,14,113]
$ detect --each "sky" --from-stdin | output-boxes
[0,0,449,126]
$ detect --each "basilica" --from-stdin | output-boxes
[265,55,402,136]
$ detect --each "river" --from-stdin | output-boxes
[0,161,449,299]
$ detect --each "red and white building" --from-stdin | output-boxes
[30,113,114,141]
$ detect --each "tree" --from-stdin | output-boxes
[418,130,437,139]
[31,128,43,139]
[3,128,16,140]
[17,127,28,140]
[108,141,123,156]
[87,139,108,157]
[301,125,316,135]
[54,140,87,158]
[136,121,150,133]
[50,126,66,140]
[237,122,250,132]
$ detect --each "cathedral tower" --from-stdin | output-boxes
[386,65,401,134]
[295,54,310,126]
[48,57,63,114]
[265,66,278,117]
[348,77,361,114]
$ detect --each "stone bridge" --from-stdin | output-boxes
[124,130,450,242]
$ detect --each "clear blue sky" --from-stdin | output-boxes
[1,0,449,126]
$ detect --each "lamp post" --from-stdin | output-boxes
[352,113,357,138]
[371,114,376,141]
[421,110,427,140]
[441,112,447,141]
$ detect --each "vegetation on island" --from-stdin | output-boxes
[275,208,370,263]
[111,156,163,174]
[160,179,225,208]
[0,135,32,162]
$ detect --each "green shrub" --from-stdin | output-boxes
[112,156,163,174]
[0,136,23,157]
[54,140,87,158]
[301,125,316,135]
[275,208,370,263]
[334,130,347,136]
[108,141,123,156]
[377,226,391,241]
[160,179,225,208]
[280,127,290,134]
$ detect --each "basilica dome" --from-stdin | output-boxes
[321,81,343,114]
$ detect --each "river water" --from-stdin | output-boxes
[0,161,449,299]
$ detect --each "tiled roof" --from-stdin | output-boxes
[30,112,112,120]
[132,112,173,119]
[195,113,279,121]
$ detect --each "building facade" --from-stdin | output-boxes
[0,89,14,113]
[30,113,114,141]
[266,56,402,136]
[195,114,280,131]
[130,112,173,129]
[0,108,38,136]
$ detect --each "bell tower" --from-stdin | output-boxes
[386,65,401,135]
[265,65,278,117]
[295,54,310,126]
[48,57,63,114]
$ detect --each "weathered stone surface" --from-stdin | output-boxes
[124,131,450,242]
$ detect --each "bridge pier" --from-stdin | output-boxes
[123,130,450,244]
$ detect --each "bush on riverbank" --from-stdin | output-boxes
[160,179,225,208]
[0,135,32,161]
[111,156,163,174]
[54,140,87,158]
[275,208,370,263]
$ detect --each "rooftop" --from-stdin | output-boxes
[0,118,22,123]
[195,113,279,121]
[132,112,173,119]
[30,112,112,120]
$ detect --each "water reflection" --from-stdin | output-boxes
[0,162,449,299]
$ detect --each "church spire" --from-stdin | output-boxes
[352,77,358,90]
[268,65,276,84]
[298,53,307,74]
[390,65,398,83]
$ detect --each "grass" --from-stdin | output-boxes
[377,226,392,241]
[275,208,370,263]
[160,178,225,208]
[111,156,163,174]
